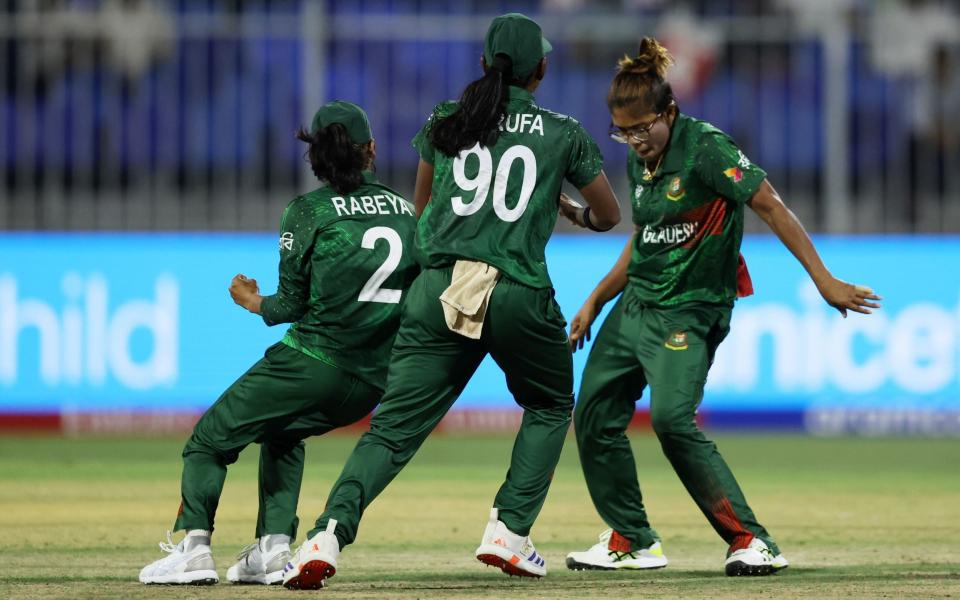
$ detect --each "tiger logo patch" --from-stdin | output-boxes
[664,331,689,351]
[666,177,686,201]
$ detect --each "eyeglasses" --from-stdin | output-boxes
[609,113,663,144]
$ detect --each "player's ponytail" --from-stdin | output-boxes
[296,123,372,194]
[608,37,676,113]
[429,53,516,157]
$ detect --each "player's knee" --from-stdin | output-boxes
[650,409,692,438]
[182,431,242,466]
[262,437,304,455]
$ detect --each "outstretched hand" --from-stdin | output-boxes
[558,193,585,228]
[229,273,261,313]
[569,301,599,352]
[817,277,882,317]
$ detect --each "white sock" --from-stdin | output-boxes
[260,534,291,552]
[184,529,211,550]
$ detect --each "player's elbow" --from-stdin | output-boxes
[591,203,621,230]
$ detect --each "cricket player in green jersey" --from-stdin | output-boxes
[282,14,621,591]
[139,101,419,586]
[562,39,882,576]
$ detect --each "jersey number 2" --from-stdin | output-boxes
[358,226,403,304]
[451,143,536,222]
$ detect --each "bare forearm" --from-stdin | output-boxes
[751,183,831,287]
[748,180,882,317]
[586,235,632,307]
[578,171,621,230]
[413,159,434,217]
[242,294,263,315]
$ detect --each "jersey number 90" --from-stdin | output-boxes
[451,143,536,222]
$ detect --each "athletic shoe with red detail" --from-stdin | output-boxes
[725,537,789,576]
[474,508,547,578]
[282,519,339,590]
[565,529,668,571]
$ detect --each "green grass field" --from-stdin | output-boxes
[1,432,958,599]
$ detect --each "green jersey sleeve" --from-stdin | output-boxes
[564,122,604,189]
[411,102,458,166]
[694,132,767,205]
[260,199,316,326]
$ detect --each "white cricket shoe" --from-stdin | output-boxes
[474,508,547,578]
[725,537,789,576]
[139,530,218,585]
[226,534,292,585]
[282,519,339,590]
[566,529,668,570]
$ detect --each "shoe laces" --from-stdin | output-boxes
[596,528,640,560]
[235,542,258,562]
[158,531,180,554]
[597,529,613,544]
[753,540,774,559]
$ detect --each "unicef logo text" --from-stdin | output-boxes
[0,273,179,390]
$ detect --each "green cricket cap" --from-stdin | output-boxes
[483,13,552,80]
[309,100,372,144]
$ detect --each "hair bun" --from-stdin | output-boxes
[617,37,673,80]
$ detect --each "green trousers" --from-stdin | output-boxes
[308,267,574,547]
[574,287,780,555]
[174,342,381,539]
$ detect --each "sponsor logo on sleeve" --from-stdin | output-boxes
[723,167,743,183]
[280,232,294,251]
[738,149,751,168]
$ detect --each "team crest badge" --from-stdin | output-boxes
[724,167,743,183]
[666,176,685,201]
[664,331,689,351]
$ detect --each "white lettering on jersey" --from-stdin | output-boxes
[641,222,699,245]
[279,231,294,251]
[738,150,751,169]
[384,195,400,213]
[499,113,544,136]
[530,114,544,136]
[330,192,413,217]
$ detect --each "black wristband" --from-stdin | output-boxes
[582,206,613,232]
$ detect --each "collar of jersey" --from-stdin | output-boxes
[657,113,690,176]
[361,170,378,184]
[506,85,536,107]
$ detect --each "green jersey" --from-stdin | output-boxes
[626,114,766,307]
[412,86,604,288]
[259,171,419,391]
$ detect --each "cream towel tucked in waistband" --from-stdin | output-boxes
[439,260,501,339]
